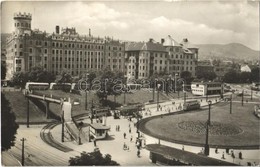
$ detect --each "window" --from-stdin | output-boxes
[45,42,48,47]
[19,44,23,48]
[19,52,23,56]
[29,48,32,53]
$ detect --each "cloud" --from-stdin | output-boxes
[1,1,259,50]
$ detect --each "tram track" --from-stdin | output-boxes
[40,122,74,152]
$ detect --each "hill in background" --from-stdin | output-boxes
[196,43,259,61]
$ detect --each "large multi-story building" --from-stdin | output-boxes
[5,12,125,80]
[5,12,198,81]
[125,36,198,80]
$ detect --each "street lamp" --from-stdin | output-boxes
[123,84,127,105]
[241,90,244,106]
[230,94,232,114]
[208,100,212,126]
[204,100,212,156]
[85,73,89,110]
[157,80,161,112]
[174,73,178,93]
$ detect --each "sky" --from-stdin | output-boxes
[1,0,259,50]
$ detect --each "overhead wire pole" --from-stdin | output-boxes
[242,90,244,106]
[27,97,30,128]
[20,138,26,166]
[230,94,232,114]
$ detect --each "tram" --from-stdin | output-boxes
[183,100,200,111]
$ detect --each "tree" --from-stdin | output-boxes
[1,93,19,151]
[223,70,240,83]
[196,70,217,81]
[11,72,28,88]
[251,66,260,83]
[1,62,6,80]
[239,72,251,83]
[96,68,124,101]
[28,66,55,83]
[180,71,193,84]
[69,149,119,166]
[56,71,72,84]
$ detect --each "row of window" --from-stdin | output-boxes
[26,40,123,51]
[15,22,31,28]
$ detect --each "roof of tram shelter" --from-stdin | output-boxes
[146,144,237,166]
[90,123,110,130]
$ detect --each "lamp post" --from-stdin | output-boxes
[208,100,212,126]
[230,94,232,114]
[123,85,127,105]
[242,90,244,106]
[251,89,253,100]
[152,79,155,101]
[204,100,212,156]
[91,99,94,124]
[157,82,161,112]
[206,84,208,102]
[85,73,89,110]
[174,74,178,93]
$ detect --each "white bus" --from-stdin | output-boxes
[25,82,50,90]
[49,82,72,90]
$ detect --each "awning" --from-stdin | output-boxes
[90,123,110,130]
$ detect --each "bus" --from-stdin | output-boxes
[25,82,49,91]
[49,82,72,90]
[183,100,200,111]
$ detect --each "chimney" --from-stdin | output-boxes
[161,38,165,44]
[89,28,91,37]
[183,38,188,42]
[56,25,60,34]
[149,38,153,43]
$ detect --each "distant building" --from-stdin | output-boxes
[196,59,214,76]
[5,12,125,80]
[125,36,199,80]
[240,65,251,72]
[191,82,223,96]
[5,12,199,81]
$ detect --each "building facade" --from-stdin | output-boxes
[5,12,125,80]
[5,12,198,81]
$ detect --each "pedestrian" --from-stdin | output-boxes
[118,125,120,131]
[123,142,127,150]
[182,145,184,151]
[221,152,225,159]
[137,149,140,157]
[226,148,229,154]
[93,138,97,147]
[130,135,133,142]
[215,146,218,154]
[231,150,235,159]
[239,152,242,159]
[129,128,131,133]
[124,132,126,139]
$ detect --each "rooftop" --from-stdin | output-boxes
[125,41,166,52]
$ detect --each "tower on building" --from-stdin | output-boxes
[13,12,32,35]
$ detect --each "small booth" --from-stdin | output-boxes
[89,123,110,140]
